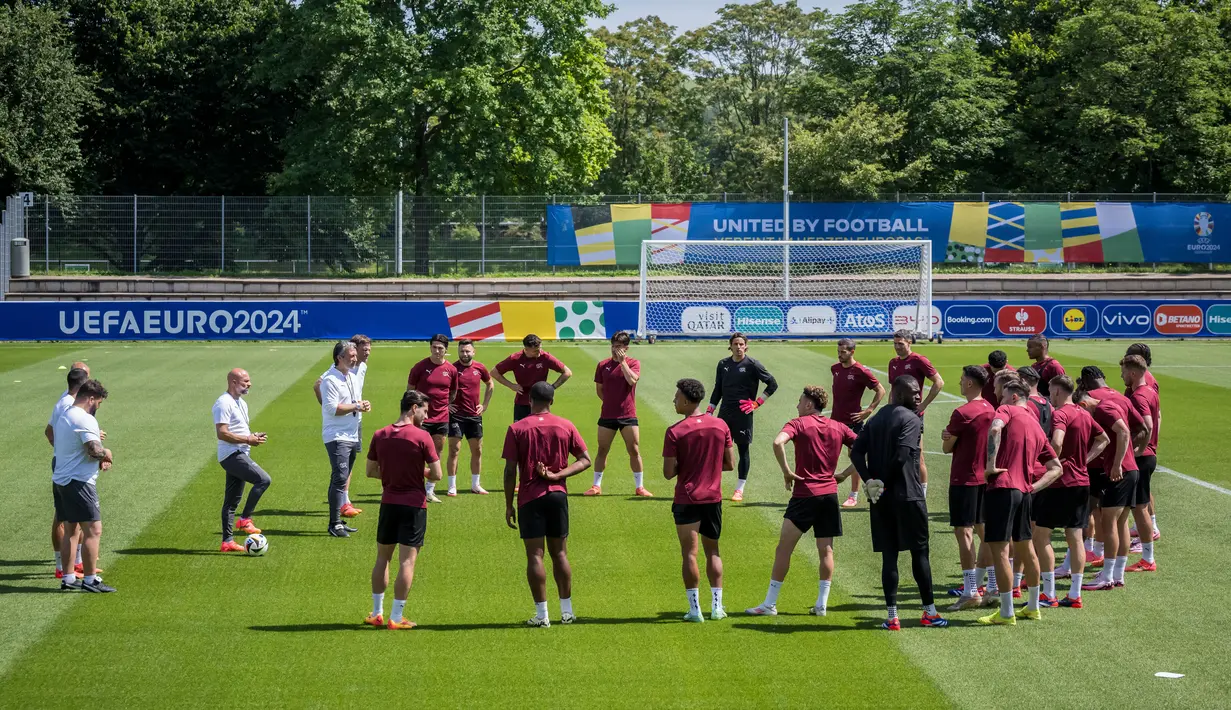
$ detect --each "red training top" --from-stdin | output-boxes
[494,351,566,406]
[1087,386,1143,473]
[452,359,491,418]
[1128,384,1160,457]
[407,357,458,424]
[502,412,587,507]
[981,364,1015,408]
[594,357,640,420]
[367,422,440,508]
[1050,403,1103,487]
[663,414,732,505]
[829,361,879,426]
[989,405,1056,493]
[888,353,937,390]
[946,398,996,486]
[779,414,856,498]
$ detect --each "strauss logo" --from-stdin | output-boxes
[1015,309,1030,326]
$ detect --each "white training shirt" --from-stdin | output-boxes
[321,360,367,404]
[47,390,73,429]
[321,366,361,443]
[52,406,102,486]
[212,392,251,462]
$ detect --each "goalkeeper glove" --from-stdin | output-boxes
[863,479,885,504]
[739,397,765,414]
[705,404,715,416]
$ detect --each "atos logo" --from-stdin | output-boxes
[837,305,890,333]
[1100,304,1152,336]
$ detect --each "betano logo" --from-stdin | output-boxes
[1153,304,1203,335]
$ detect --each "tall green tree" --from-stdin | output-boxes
[0,2,93,196]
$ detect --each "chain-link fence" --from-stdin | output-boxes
[16,192,1230,277]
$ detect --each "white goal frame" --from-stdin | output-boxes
[637,239,933,339]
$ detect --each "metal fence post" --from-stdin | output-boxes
[44,196,49,271]
[220,195,226,271]
[133,194,138,273]
[480,194,487,275]
[395,191,403,275]
[306,195,312,275]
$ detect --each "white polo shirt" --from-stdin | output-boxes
[212,392,251,462]
[48,390,73,429]
[321,366,361,443]
[321,360,367,402]
[52,406,102,486]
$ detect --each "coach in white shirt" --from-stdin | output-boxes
[214,368,272,552]
[45,364,91,578]
[322,341,370,537]
[53,379,114,593]
[314,334,371,518]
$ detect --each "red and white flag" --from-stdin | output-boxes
[445,301,505,341]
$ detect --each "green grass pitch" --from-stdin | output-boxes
[1,339,1230,708]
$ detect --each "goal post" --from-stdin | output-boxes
[638,239,934,339]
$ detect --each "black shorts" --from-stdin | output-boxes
[1032,485,1090,530]
[448,415,483,440]
[948,484,985,528]
[519,491,569,540]
[1099,468,1138,509]
[983,488,1032,543]
[672,502,723,540]
[376,503,427,547]
[719,412,753,447]
[848,421,863,436]
[422,421,449,438]
[1134,455,1156,505]
[53,480,100,523]
[598,417,639,431]
[869,498,929,552]
[784,494,842,538]
[513,404,532,422]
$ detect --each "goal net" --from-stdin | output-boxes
[638,239,933,338]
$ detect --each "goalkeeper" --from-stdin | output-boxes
[851,376,947,631]
[708,333,777,502]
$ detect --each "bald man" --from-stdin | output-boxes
[46,361,96,578]
[213,369,271,552]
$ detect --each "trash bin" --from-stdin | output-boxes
[11,237,29,278]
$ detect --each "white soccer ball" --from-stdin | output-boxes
[244,534,268,556]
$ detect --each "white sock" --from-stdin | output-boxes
[712,587,723,610]
[764,579,782,607]
[962,569,978,596]
[887,605,897,621]
[1014,572,1024,589]
[1151,513,1157,530]
[76,545,82,565]
[1093,540,1105,557]
[1084,538,1095,553]
[471,474,482,489]
[848,490,859,501]
[391,598,406,623]
[535,600,549,620]
[1058,549,1071,573]
[921,482,928,496]
[735,480,747,492]
[1027,585,1041,611]
[633,472,644,488]
[447,475,457,491]
[1070,573,1083,597]
[1113,556,1128,583]
[999,592,1013,618]
[816,579,832,610]
[84,574,98,585]
[976,566,987,588]
[923,603,937,616]
[593,470,604,487]
[686,588,700,614]
[425,481,436,495]
[54,551,62,572]
[1042,572,1056,599]
[560,597,573,616]
[985,567,999,595]
[343,489,351,505]
[372,593,384,617]
[1142,542,1155,563]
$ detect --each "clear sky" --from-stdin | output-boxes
[589,0,851,32]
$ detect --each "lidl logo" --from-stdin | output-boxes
[1049,304,1098,335]
[1063,309,1084,331]
[1206,304,1231,335]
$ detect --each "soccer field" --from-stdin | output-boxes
[1,339,1229,708]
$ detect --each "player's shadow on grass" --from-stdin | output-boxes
[731,621,851,634]
[0,559,45,567]
[0,571,48,581]
[254,508,326,518]
[0,584,61,595]
[115,547,221,556]
[739,502,786,509]
[260,529,328,537]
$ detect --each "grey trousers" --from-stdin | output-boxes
[221,452,271,542]
[326,440,359,526]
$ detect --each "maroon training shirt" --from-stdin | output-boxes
[494,351,566,406]
[829,361,879,426]
[594,357,640,419]
[888,352,937,390]
[946,398,996,486]
[1128,384,1160,457]
[663,414,732,505]
[1033,357,1065,395]
[1050,403,1103,487]
[1087,386,1143,473]
[989,405,1056,493]
[502,412,587,507]
[367,422,440,508]
[408,357,458,424]
[780,414,856,497]
[452,359,491,417]
[981,364,1015,408]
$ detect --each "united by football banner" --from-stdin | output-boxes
[0,298,1227,340]
[546,202,1230,265]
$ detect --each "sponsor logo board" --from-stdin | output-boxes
[1153,304,1203,335]
[1048,304,1098,335]
[733,306,784,334]
[681,306,731,335]
[786,305,836,334]
[997,305,1046,336]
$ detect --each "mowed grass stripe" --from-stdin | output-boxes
[0,343,323,681]
[1,342,948,708]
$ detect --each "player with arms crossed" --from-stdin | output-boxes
[851,376,948,630]
[979,379,1062,625]
[941,365,996,611]
[408,334,459,502]
[586,332,651,497]
[708,333,778,502]
[1121,355,1159,573]
[746,385,856,618]
[664,378,735,622]
[448,339,494,495]
[1043,375,1109,607]
[314,335,372,518]
[503,382,591,627]
[1026,335,1064,398]
[830,339,884,508]
[54,380,114,593]
[1124,343,1161,543]
[214,368,271,553]
[888,330,944,492]
[364,390,442,630]
[493,334,572,423]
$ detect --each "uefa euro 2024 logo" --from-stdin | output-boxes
[1195,212,1214,237]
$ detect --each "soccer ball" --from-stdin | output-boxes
[244,534,268,556]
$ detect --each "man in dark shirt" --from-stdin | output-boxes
[851,376,947,630]
[708,332,778,502]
